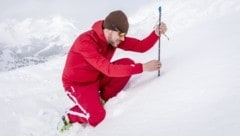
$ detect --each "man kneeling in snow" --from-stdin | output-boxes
[60,10,167,130]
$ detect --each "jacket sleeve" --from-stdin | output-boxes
[118,31,159,52]
[74,40,143,77]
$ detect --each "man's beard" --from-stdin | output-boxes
[108,33,119,48]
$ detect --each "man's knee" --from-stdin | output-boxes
[88,108,106,127]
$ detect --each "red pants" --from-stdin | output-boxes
[65,58,134,127]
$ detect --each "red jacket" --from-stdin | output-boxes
[62,20,159,88]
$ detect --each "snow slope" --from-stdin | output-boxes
[1,0,240,136]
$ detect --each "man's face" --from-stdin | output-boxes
[108,30,126,48]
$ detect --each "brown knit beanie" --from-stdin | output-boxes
[103,10,129,33]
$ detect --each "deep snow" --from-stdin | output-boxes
[1,0,240,136]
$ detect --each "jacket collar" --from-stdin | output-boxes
[91,20,107,44]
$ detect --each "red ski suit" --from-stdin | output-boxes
[62,20,159,127]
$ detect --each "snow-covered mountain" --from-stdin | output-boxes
[0,17,79,71]
[0,0,240,136]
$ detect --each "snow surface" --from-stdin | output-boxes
[1,0,240,136]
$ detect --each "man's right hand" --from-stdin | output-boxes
[143,60,161,72]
